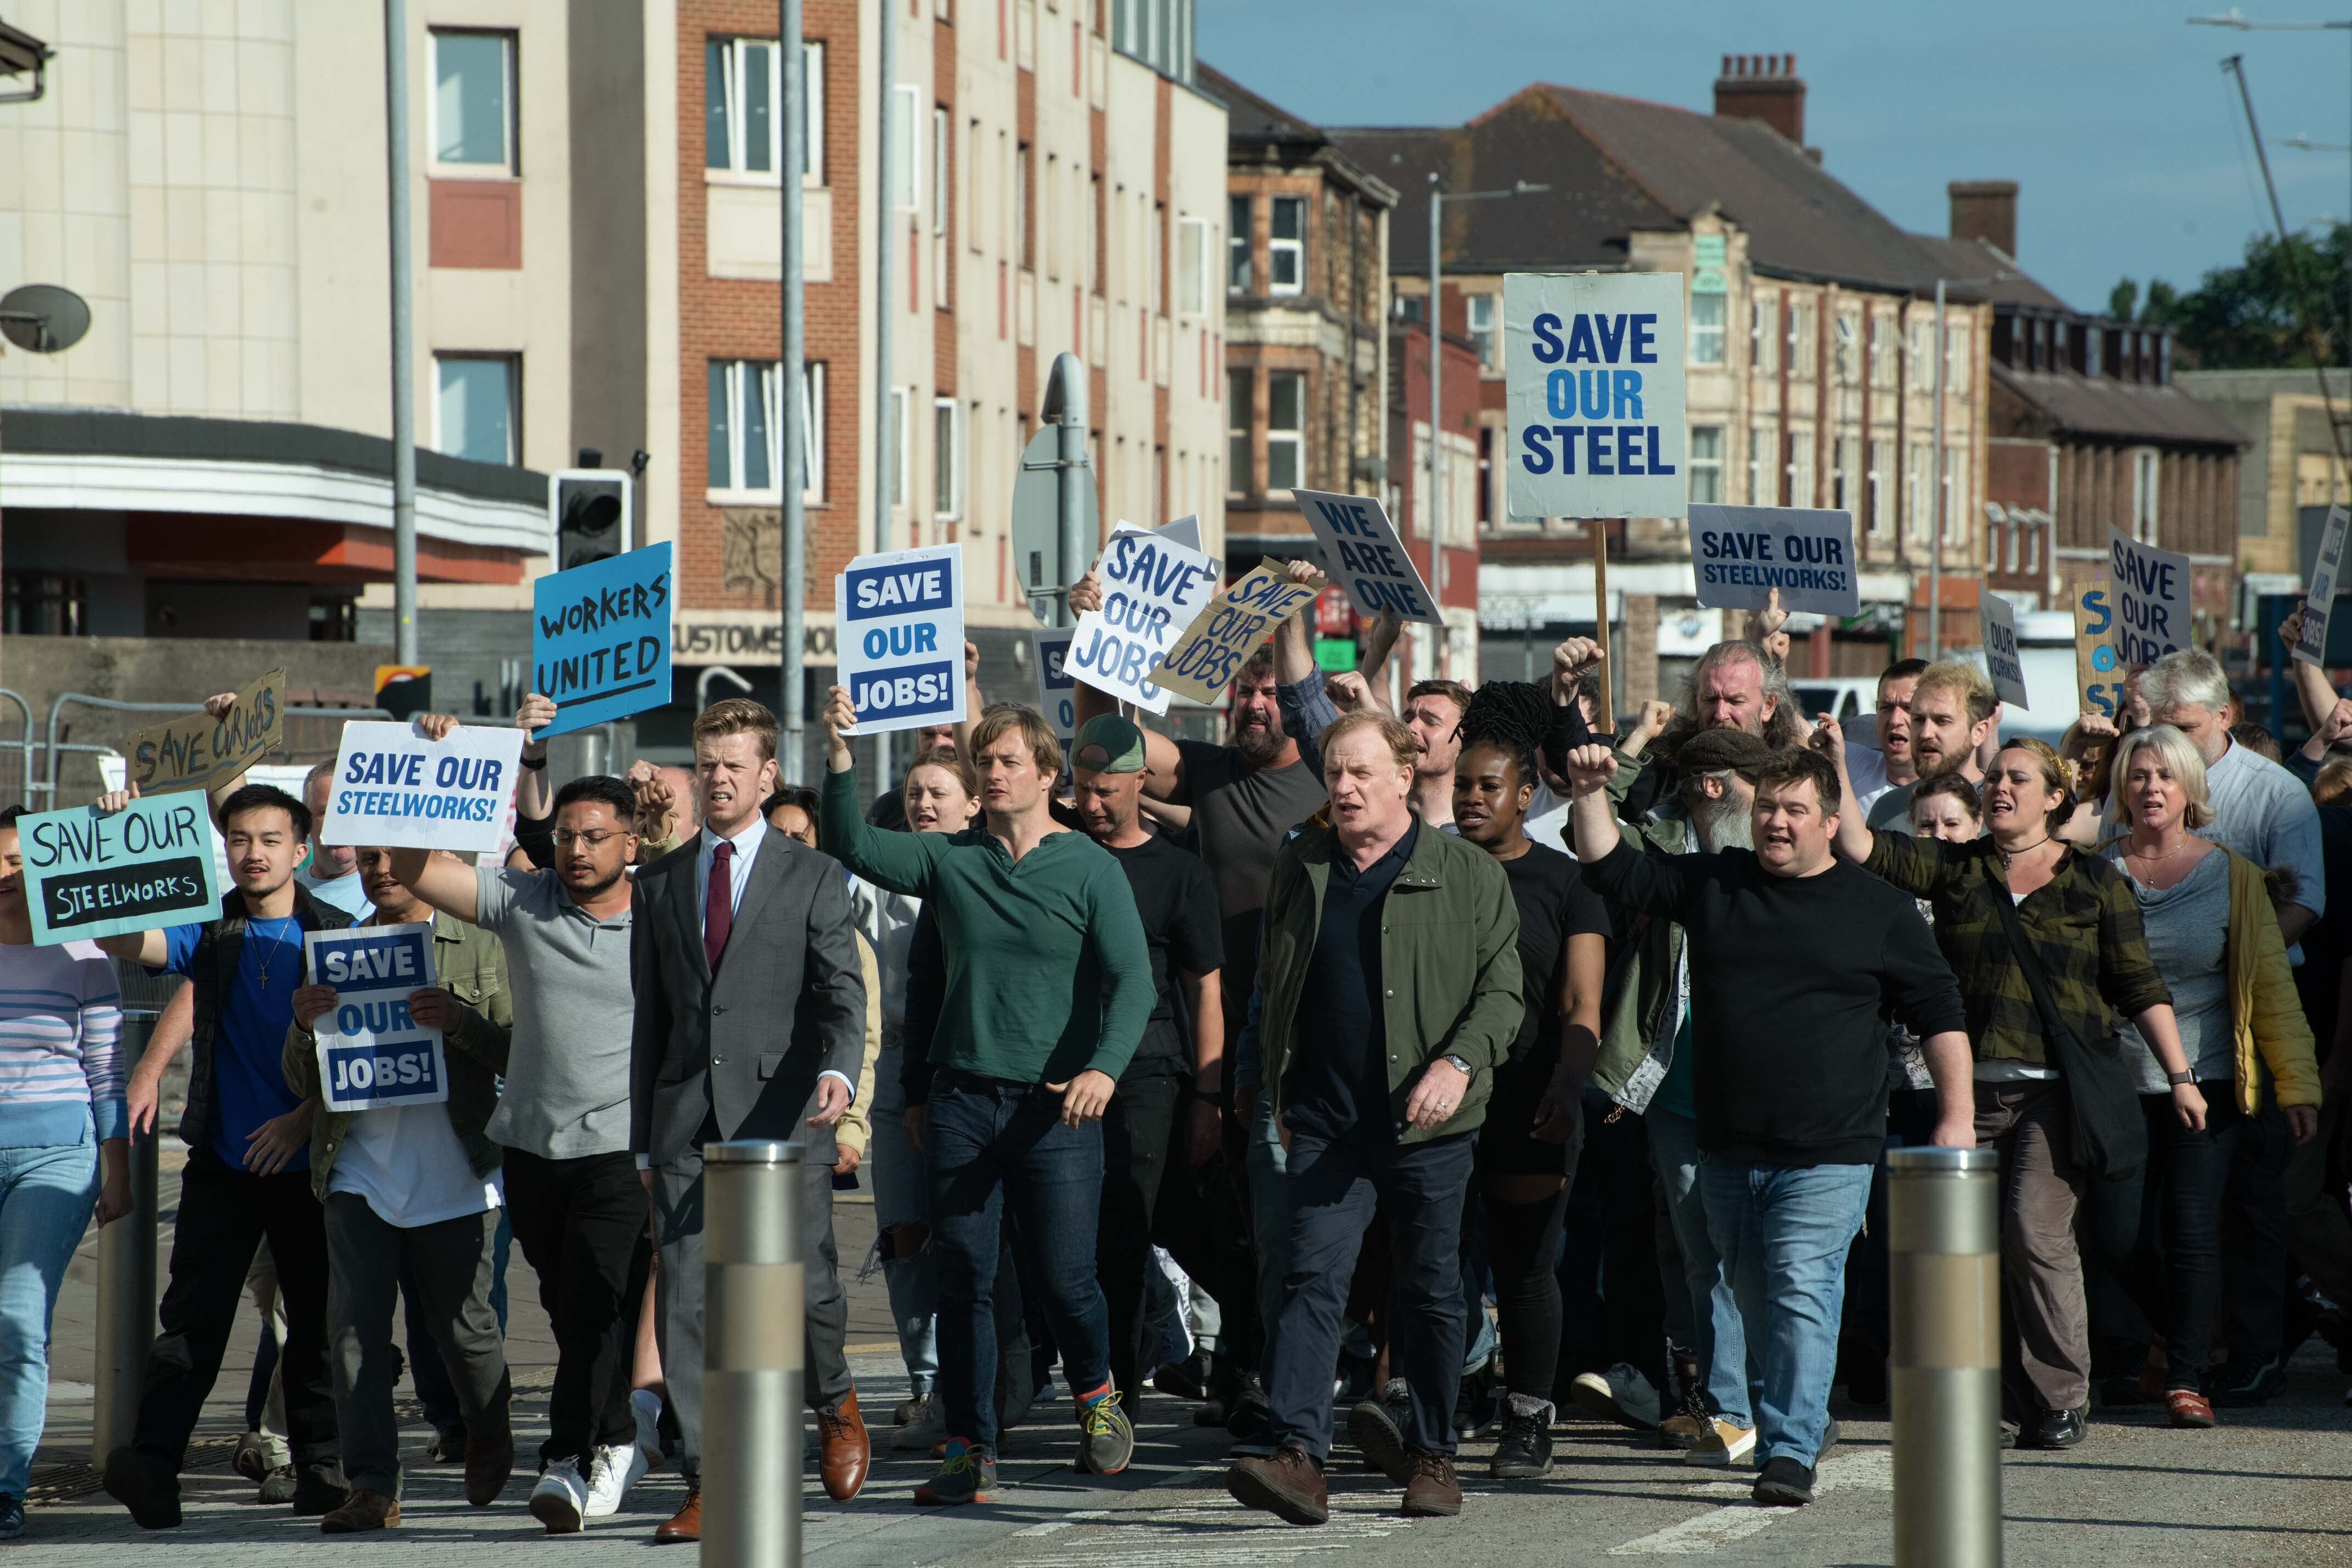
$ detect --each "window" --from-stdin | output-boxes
[1906,441,1931,538]
[1466,293,1497,367]
[1227,368,1250,493]
[1228,194,1250,292]
[1149,201,1164,313]
[1689,293,1726,365]
[1867,439,1888,533]
[431,31,514,174]
[890,386,911,508]
[1789,300,1816,379]
[705,38,823,182]
[434,355,518,464]
[933,107,950,300]
[1833,435,1859,513]
[1944,323,1969,396]
[1748,423,1773,503]
[1267,370,1304,491]
[1017,142,1030,266]
[1909,319,1936,391]
[3,572,88,636]
[1870,314,1895,387]
[1943,445,1966,542]
[1688,425,1724,503]
[1834,314,1857,384]
[1177,214,1208,315]
[891,85,920,210]
[934,397,962,519]
[2132,447,2160,543]
[1394,291,1424,323]
[706,358,823,501]
[1749,297,1777,374]
[1269,195,1304,295]
[1787,429,1814,507]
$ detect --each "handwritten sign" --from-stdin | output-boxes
[126,668,284,794]
[836,543,967,735]
[20,794,220,946]
[2107,527,2193,667]
[1980,593,2030,710]
[1688,505,1859,617]
[306,921,448,1112]
[1290,488,1442,627]
[1032,627,1077,744]
[2072,582,2127,720]
[1155,564,1322,706]
[1503,271,1687,520]
[321,721,524,855]
[532,543,673,737]
[2298,504,2349,668]
[1067,527,1221,717]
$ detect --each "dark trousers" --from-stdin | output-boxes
[1098,1072,1182,1403]
[1842,1087,1942,1353]
[1266,1130,1474,1460]
[2222,1096,2293,1374]
[407,1210,512,1435]
[1559,1086,1665,1396]
[2104,1089,2248,1389]
[1153,1132,1261,1375]
[928,1069,1112,1452]
[501,1148,645,1469]
[135,1150,336,1479]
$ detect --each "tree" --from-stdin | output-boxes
[2109,279,2139,320]
[2122,224,2350,368]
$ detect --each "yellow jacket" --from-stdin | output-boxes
[2224,848,2321,1114]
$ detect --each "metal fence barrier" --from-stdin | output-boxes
[1889,1144,2003,1568]
[37,692,394,803]
[92,1009,161,1464]
[702,1140,804,1568]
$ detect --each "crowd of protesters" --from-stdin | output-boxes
[1,565,2349,1539]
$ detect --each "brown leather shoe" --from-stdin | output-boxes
[653,1490,701,1544]
[320,1488,400,1534]
[1401,1449,1462,1517]
[817,1387,871,1501]
[1225,1443,1329,1526]
[463,1425,514,1507]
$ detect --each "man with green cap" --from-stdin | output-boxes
[1068,714,1227,1412]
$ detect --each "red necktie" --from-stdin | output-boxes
[704,840,733,973]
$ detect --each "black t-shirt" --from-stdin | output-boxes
[1102,836,1226,1079]
[1498,842,1612,1070]
[1174,740,1328,1024]
[1289,819,1419,1145]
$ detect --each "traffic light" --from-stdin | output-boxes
[548,468,632,571]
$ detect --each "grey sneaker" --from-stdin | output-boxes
[914,1442,996,1506]
[1076,1390,1134,1475]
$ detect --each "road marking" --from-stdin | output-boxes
[995,1502,1414,1567]
[1607,1452,1892,1556]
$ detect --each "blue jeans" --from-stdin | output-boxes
[1647,1110,1750,1425]
[926,1070,1112,1452]
[1698,1158,1872,1466]
[0,1123,101,1495]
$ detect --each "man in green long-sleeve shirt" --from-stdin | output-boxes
[818,689,1152,1508]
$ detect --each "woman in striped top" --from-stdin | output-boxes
[0,804,128,1538]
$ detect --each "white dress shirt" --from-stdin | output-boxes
[695,813,856,1104]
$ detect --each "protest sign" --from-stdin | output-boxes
[1032,627,1077,743]
[321,721,524,855]
[20,794,220,946]
[1066,529,1222,716]
[1503,271,1687,520]
[1290,487,1442,627]
[2107,527,2193,666]
[532,542,673,737]
[305,921,448,1113]
[1155,564,1322,706]
[1157,515,1203,553]
[835,543,967,735]
[2297,504,2349,668]
[1687,505,1860,617]
[126,668,284,795]
[1980,593,2030,709]
[2072,582,2128,720]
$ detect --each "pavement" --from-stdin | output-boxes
[14,1153,2352,1566]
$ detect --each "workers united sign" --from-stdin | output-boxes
[532,543,674,736]
[1503,272,1687,520]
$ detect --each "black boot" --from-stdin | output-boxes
[1490,1403,1554,1479]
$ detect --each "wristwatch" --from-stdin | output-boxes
[1441,1054,1473,1076]
[2166,1069,2197,1086]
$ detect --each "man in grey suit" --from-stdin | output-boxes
[629,698,870,1542]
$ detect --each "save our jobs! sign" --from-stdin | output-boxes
[1290,489,1442,627]
[2297,504,2350,667]
[1032,627,1077,744]
[1502,271,1687,520]
[127,667,284,794]
[532,542,673,737]
[2106,526,2194,667]
[1687,505,1860,617]
[836,543,967,735]
[1979,593,2031,710]
[1154,563,1323,706]
[19,794,221,946]
[1066,526,1222,717]
[321,721,526,856]
[305,921,448,1112]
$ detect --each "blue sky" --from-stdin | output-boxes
[1197,0,2352,314]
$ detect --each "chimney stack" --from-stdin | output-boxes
[1949,180,2019,259]
[1713,53,1805,147]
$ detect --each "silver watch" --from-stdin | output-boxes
[1441,1054,1473,1076]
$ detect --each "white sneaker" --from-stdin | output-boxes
[584,1440,649,1518]
[1684,1417,1758,1467]
[631,1389,667,1473]
[893,1392,945,1452]
[1569,1363,1663,1431]
[529,1458,587,1533]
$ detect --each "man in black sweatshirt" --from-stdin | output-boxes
[1563,743,1972,1508]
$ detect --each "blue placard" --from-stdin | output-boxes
[532,542,674,737]
[305,922,448,1112]
[20,794,221,946]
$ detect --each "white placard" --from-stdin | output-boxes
[1688,505,1860,617]
[1290,487,1443,626]
[1032,627,1077,743]
[2106,527,2194,667]
[835,543,968,735]
[305,921,448,1113]
[1503,271,1687,520]
[2298,504,2349,667]
[1066,528,1222,717]
[321,721,524,855]
[1156,515,1203,553]
[1980,593,2030,709]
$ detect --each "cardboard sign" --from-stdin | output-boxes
[126,668,284,795]
[1032,627,1077,743]
[1687,505,1860,617]
[1155,564,1322,706]
[2298,504,2350,667]
[2107,527,2193,667]
[1290,487,1442,627]
[20,794,221,946]
[1066,529,1222,717]
[1980,593,2030,709]
[532,542,673,737]
[836,543,967,735]
[306,921,448,1112]
[2072,582,2128,720]
[1503,271,1687,520]
[322,721,525,854]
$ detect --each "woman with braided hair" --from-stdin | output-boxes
[1450,681,1612,1478]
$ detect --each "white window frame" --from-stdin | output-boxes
[1832,434,1857,513]
[1834,313,1857,385]
[707,38,824,186]
[1688,424,1724,503]
[1870,314,1895,387]
[1943,444,1966,543]
[1906,441,1931,538]
[1176,213,1209,316]
[1787,428,1814,507]
[932,106,951,301]
[706,358,824,504]
[1748,422,1774,504]
[1267,369,1305,492]
[933,396,963,520]
[1788,300,1815,380]
[1268,194,1304,296]
[432,353,519,464]
[890,386,912,509]
[429,30,517,178]
[1689,292,1726,366]
[1749,298,1777,374]
[1945,323,1970,395]
[1867,438,1888,533]
[1466,292,1497,368]
[1228,193,1250,293]
[2132,446,2160,543]
[891,84,922,211]
[1910,319,1936,391]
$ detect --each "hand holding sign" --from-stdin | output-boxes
[837,544,968,734]
[532,543,674,736]
[2107,527,2193,667]
[1291,488,1442,627]
[1979,593,2031,710]
[1154,563,1323,706]
[307,923,449,1114]
[2297,505,2349,668]
[128,672,284,795]
[22,786,220,946]
[1065,527,1222,716]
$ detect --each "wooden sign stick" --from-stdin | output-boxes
[1592,519,1615,735]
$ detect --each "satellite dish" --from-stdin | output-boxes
[0,284,90,353]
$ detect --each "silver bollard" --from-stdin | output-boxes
[92,1009,161,1464]
[701,1140,804,1568]
[1888,1144,2003,1568]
